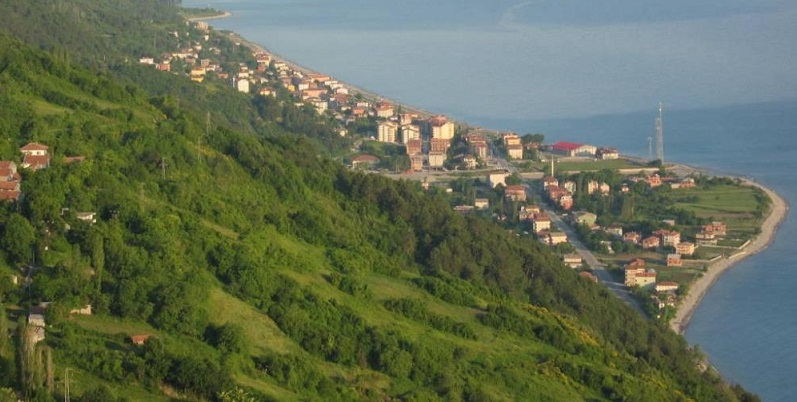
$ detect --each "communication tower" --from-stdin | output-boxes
[655,102,664,163]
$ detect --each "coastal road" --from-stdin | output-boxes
[493,152,646,314]
[538,203,645,314]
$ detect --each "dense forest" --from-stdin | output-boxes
[0,1,760,401]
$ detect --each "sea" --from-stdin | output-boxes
[184,1,797,399]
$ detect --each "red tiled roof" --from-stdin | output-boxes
[23,154,50,169]
[130,334,151,345]
[352,154,379,163]
[20,142,48,152]
[551,141,584,151]
[0,190,21,201]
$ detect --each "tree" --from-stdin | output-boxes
[1,214,36,265]
[505,173,523,186]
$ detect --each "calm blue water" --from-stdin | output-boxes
[186,1,797,399]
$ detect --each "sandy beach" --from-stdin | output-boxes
[670,179,789,334]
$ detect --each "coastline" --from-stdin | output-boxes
[185,10,232,22]
[669,179,789,334]
[184,8,790,337]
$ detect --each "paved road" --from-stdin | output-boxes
[539,203,645,314]
[493,152,646,314]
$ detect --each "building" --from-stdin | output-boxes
[430,138,450,153]
[655,230,681,247]
[621,232,640,244]
[400,124,421,143]
[695,231,718,246]
[488,172,509,188]
[563,254,583,268]
[374,101,394,118]
[580,271,599,283]
[20,142,50,171]
[474,198,489,209]
[506,144,524,159]
[532,214,551,233]
[605,225,623,237]
[676,242,695,256]
[641,236,660,249]
[703,221,727,236]
[428,153,446,168]
[236,78,250,93]
[425,115,455,140]
[549,141,596,157]
[538,231,568,246]
[351,154,379,169]
[572,211,597,226]
[666,253,682,267]
[409,155,423,171]
[377,121,399,143]
[0,161,21,201]
[405,139,422,155]
[596,147,619,160]
[542,176,559,189]
[130,334,152,346]
[655,281,680,293]
[505,185,527,202]
[624,258,656,288]
[646,174,662,188]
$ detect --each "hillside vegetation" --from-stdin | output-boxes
[0,1,759,401]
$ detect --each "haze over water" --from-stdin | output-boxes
[186,1,797,399]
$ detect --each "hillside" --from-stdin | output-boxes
[0,2,759,401]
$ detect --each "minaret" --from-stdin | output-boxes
[655,102,664,163]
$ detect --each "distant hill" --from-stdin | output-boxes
[0,2,759,401]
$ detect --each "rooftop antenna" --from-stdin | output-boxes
[655,102,664,163]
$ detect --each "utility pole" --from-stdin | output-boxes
[64,368,73,402]
[160,157,166,180]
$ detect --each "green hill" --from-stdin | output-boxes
[0,2,758,401]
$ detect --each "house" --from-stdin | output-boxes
[655,230,681,247]
[670,177,696,189]
[462,155,478,169]
[409,155,424,171]
[130,334,152,346]
[623,231,641,244]
[666,253,682,267]
[69,304,93,315]
[506,144,524,159]
[580,271,599,283]
[474,198,489,209]
[377,121,399,143]
[625,258,655,287]
[76,212,97,224]
[531,214,551,233]
[641,236,660,249]
[676,242,695,256]
[0,161,22,201]
[558,194,574,210]
[562,180,576,194]
[351,154,379,169]
[655,281,680,293]
[505,185,527,202]
[563,254,583,268]
[488,172,510,188]
[454,205,474,214]
[646,174,662,188]
[605,225,623,237]
[695,231,718,246]
[374,101,394,118]
[20,142,51,171]
[702,221,727,236]
[572,211,597,226]
[549,141,596,157]
[542,176,559,190]
[547,231,568,245]
[596,147,619,160]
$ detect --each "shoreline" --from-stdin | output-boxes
[185,8,791,336]
[185,10,232,22]
[669,178,789,334]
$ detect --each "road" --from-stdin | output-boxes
[494,152,646,314]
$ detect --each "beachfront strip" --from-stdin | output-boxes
[146,14,781,329]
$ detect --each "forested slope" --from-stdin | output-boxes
[0,1,758,401]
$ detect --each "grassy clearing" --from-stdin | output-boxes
[673,185,763,219]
